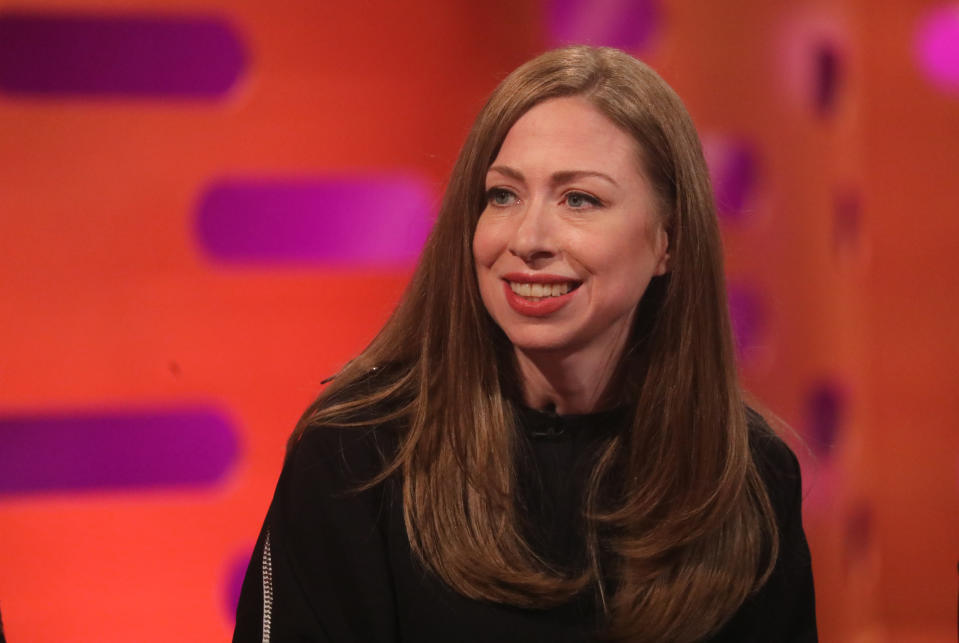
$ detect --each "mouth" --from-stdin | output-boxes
[506,280,582,301]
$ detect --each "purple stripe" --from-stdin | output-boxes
[727,284,764,362]
[195,176,434,265]
[804,380,846,458]
[548,0,660,51]
[703,136,759,223]
[842,502,873,570]
[832,187,862,255]
[0,10,245,97]
[812,42,842,116]
[0,407,240,495]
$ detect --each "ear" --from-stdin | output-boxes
[652,224,670,276]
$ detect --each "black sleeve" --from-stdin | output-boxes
[713,424,818,642]
[233,426,398,643]
[759,435,818,641]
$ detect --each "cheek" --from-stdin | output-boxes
[573,229,636,273]
[472,214,502,268]
[582,228,658,293]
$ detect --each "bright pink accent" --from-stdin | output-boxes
[503,281,577,317]
[915,6,959,94]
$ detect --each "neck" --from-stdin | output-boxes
[514,332,627,415]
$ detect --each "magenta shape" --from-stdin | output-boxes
[813,41,842,116]
[195,176,434,265]
[833,186,862,254]
[224,547,253,622]
[0,407,239,495]
[842,501,873,570]
[804,380,846,458]
[0,10,245,97]
[548,0,660,51]
[703,137,759,222]
[727,284,764,362]
[915,6,959,94]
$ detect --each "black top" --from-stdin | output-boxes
[234,405,817,642]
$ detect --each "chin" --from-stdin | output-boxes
[503,330,579,355]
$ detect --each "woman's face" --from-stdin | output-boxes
[472,96,668,361]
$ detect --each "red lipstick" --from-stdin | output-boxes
[502,272,577,284]
[501,274,580,317]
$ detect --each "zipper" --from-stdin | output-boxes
[261,528,274,643]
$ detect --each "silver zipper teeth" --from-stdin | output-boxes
[261,528,274,643]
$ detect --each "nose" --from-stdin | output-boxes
[508,199,557,266]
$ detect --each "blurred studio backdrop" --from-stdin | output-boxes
[1,1,957,641]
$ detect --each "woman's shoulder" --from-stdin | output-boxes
[289,364,408,474]
[727,407,817,641]
[745,407,804,514]
[289,423,395,487]
[273,416,401,542]
[241,376,405,643]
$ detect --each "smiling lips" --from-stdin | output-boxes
[502,274,581,317]
[508,281,572,298]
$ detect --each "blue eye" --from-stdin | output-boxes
[565,192,601,209]
[486,188,517,207]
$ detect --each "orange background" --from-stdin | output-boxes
[1,1,956,641]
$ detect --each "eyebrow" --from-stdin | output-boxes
[487,165,620,188]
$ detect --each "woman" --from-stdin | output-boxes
[234,46,816,642]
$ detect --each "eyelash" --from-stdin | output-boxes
[484,188,603,209]
[485,187,516,207]
[563,191,602,209]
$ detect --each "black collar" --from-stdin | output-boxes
[514,403,629,440]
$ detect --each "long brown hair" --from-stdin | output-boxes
[291,46,778,642]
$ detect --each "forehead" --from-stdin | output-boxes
[492,97,642,177]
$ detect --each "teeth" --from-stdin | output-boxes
[508,281,573,299]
